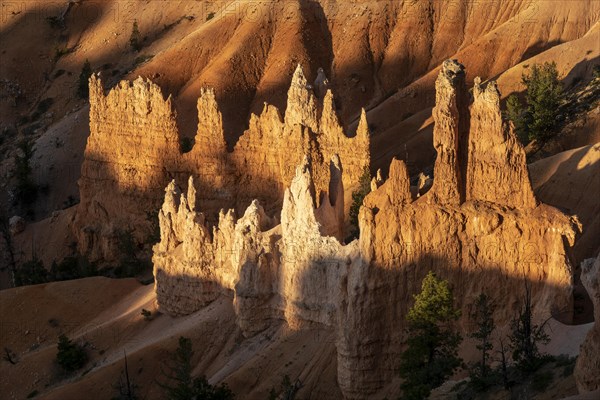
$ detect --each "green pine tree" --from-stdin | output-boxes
[505,94,529,144]
[158,337,234,400]
[129,21,142,52]
[509,281,550,372]
[399,271,463,400]
[468,293,496,390]
[522,62,563,141]
[56,334,87,372]
[77,59,93,99]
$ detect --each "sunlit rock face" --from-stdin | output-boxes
[152,156,355,333]
[575,256,600,393]
[152,60,578,399]
[74,66,370,262]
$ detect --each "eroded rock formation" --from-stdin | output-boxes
[575,256,600,392]
[74,66,370,261]
[152,60,579,399]
[153,156,355,334]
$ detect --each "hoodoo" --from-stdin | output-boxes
[152,61,579,399]
[73,66,370,262]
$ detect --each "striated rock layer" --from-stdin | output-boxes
[74,66,369,261]
[575,256,600,393]
[153,60,578,399]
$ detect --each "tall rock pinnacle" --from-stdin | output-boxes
[429,59,468,205]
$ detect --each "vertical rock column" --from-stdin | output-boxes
[428,59,468,205]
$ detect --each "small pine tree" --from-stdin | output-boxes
[505,94,529,144]
[399,271,463,400]
[158,337,234,400]
[522,62,563,141]
[509,281,550,372]
[113,351,138,400]
[56,334,87,372]
[348,166,371,238]
[15,139,37,207]
[129,21,142,52]
[468,293,496,389]
[77,59,93,99]
[77,60,92,99]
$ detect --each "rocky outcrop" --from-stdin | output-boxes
[153,156,355,333]
[575,256,600,392]
[429,59,468,205]
[74,66,370,261]
[467,78,536,208]
[152,60,577,399]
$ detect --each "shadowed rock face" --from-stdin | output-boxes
[73,66,369,262]
[152,60,578,399]
[575,256,600,392]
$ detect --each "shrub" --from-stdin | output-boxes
[593,65,600,79]
[206,12,215,21]
[141,309,152,320]
[56,334,87,372]
[50,255,98,281]
[15,257,48,286]
[77,59,93,99]
[181,137,194,153]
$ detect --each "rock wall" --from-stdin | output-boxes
[152,60,578,399]
[74,65,370,261]
[575,256,600,392]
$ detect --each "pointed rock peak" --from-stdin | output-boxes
[386,158,411,206]
[187,176,197,211]
[472,77,500,107]
[288,154,317,208]
[291,64,307,87]
[330,153,342,171]
[240,199,275,232]
[429,59,468,205]
[356,108,370,139]
[322,89,335,114]
[285,65,318,131]
[88,74,105,105]
[320,89,343,137]
[163,180,181,214]
[195,87,226,150]
[466,76,536,208]
[439,59,466,86]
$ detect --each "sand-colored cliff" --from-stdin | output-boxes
[74,66,369,261]
[152,61,579,399]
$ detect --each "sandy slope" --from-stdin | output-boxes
[0,277,341,400]
[0,274,594,400]
[2,0,599,223]
[529,144,600,263]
